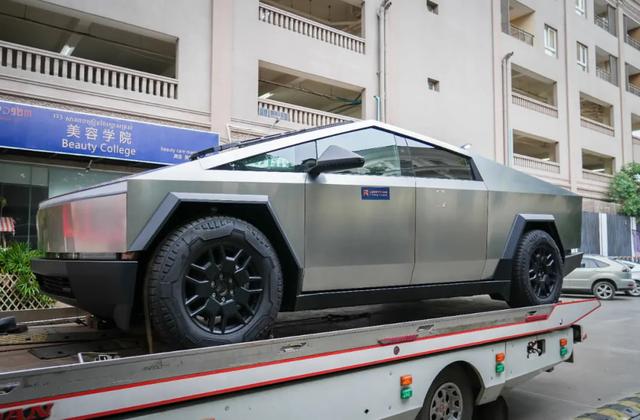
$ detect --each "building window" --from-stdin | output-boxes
[577,42,588,71]
[428,78,440,91]
[544,25,558,56]
[576,0,586,17]
[427,1,439,14]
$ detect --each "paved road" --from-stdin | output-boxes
[505,294,640,420]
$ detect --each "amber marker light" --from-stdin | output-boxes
[400,375,413,386]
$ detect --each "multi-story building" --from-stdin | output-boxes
[1,0,637,246]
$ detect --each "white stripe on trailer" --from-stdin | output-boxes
[2,299,599,419]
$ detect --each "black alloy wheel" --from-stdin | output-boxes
[510,229,564,307]
[527,245,560,300]
[183,241,264,335]
[146,216,283,348]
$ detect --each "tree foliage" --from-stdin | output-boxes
[610,162,640,217]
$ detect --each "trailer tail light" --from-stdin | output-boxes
[495,352,506,374]
[560,338,568,357]
[400,374,413,399]
[400,375,413,386]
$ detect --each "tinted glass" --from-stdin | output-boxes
[399,138,474,180]
[594,260,609,268]
[315,128,401,176]
[218,142,317,172]
[582,258,596,268]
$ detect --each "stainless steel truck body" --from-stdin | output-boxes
[32,120,582,347]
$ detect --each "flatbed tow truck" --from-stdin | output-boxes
[0,297,599,419]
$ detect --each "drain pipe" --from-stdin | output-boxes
[374,95,381,121]
[377,0,392,122]
[502,51,514,167]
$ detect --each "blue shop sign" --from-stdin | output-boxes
[0,100,218,165]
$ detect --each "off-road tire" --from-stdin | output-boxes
[146,216,283,348]
[509,230,563,307]
[416,365,474,420]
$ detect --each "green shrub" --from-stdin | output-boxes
[610,163,640,217]
[0,242,54,306]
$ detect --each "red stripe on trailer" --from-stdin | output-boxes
[1,299,600,418]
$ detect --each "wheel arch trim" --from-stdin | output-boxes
[492,214,565,281]
[501,214,564,261]
[129,192,302,269]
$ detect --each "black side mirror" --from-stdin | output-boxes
[309,145,365,177]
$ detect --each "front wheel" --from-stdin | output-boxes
[146,216,283,348]
[625,280,640,297]
[592,280,615,300]
[416,365,474,420]
[509,230,563,307]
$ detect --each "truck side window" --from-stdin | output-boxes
[398,137,474,180]
[315,128,401,176]
[216,142,317,172]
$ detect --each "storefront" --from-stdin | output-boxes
[0,100,218,247]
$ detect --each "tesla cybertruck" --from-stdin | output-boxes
[32,121,582,347]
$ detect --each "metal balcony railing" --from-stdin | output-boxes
[596,66,618,85]
[258,3,365,54]
[512,91,559,117]
[580,116,615,136]
[509,24,534,45]
[625,33,640,51]
[514,154,561,174]
[627,82,640,97]
[0,40,178,100]
[595,15,610,32]
[582,169,614,183]
[258,98,358,126]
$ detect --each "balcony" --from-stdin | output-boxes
[581,117,614,136]
[596,67,617,85]
[513,131,560,174]
[504,0,535,46]
[595,15,610,32]
[626,33,640,51]
[582,149,614,184]
[258,3,365,54]
[582,169,614,183]
[258,63,362,127]
[509,25,534,45]
[0,40,177,100]
[512,92,558,117]
[594,0,617,36]
[511,65,558,117]
[514,154,560,174]
[258,98,356,126]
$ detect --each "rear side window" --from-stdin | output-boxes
[581,258,597,268]
[216,142,316,172]
[593,260,609,268]
[398,137,475,180]
[315,128,401,176]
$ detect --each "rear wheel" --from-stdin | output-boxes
[592,280,615,300]
[625,280,640,297]
[416,365,474,420]
[146,216,283,348]
[509,230,563,307]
